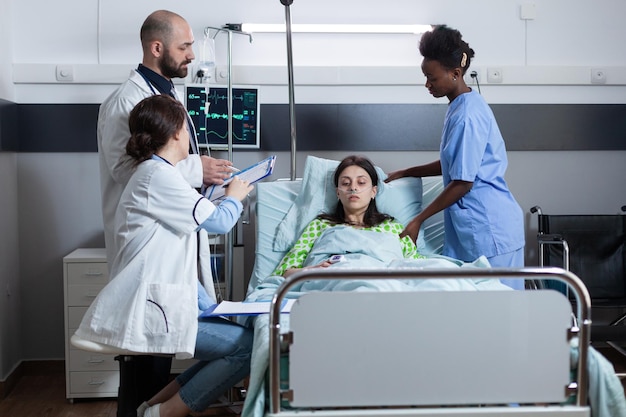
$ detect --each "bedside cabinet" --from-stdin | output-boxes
[63,248,197,401]
[63,248,118,400]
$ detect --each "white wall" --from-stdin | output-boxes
[9,0,626,104]
[16,154,104,363]
[0,0,13,100]
[0,0,19,382]
[0,152,21,382]
[1,0,625,372]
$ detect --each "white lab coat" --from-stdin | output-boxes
[97,69,203,266]
[76,160,217,358]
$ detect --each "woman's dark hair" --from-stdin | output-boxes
[419,25,475,75]
[126,95,187,164]
[318,155,392,227]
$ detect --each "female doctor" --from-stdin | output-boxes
[75,95,254,417]
[386,25,525,290]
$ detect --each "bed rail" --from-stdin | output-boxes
[268,267,591,415]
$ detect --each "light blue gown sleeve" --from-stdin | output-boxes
[197,281,213,311]
[196,197,243,311]
[197,197,243,234]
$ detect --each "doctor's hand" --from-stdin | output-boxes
[384,169,406,183]
[201,156,233,186]
[400,217,423,244]
[224,177,253,202]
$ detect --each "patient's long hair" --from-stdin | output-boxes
[318,155,393,228]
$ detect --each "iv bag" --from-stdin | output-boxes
[198,37,216,81]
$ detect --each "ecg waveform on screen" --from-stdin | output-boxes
[186,85,259,148]
[207,90,250,105]
[207,113,244,120]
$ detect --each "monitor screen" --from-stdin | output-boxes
[185,84,260,150]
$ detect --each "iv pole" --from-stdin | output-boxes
[204,25,252,301]
[281,0,298,180]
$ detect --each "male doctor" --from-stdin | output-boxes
[98,9,233,265]
[96,9,234,415]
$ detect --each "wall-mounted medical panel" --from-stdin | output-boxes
[13,64,626,87]
[0,99,18,152]
[13,103,626,152]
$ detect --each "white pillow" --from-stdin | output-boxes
[273,156,425,252]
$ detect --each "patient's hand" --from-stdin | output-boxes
[283,261,332,278]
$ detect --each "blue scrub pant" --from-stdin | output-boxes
[175,316,253,412]
[488,247,525,290]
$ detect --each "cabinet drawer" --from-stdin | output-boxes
[67,284,104,306]
[69,350,118,371]
[171,358,198,374]
[68,307,88,329]
[69,371,119,395]
[66,263,109,285]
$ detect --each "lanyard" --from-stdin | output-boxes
[135,69,200,155]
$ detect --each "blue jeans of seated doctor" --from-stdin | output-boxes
[175,317,253,412]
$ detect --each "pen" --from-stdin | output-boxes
[228,166,241,173]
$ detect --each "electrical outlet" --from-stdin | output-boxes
[590,68,607,84]
[465,69,480,84]
[56,65,74,82]
[520,3,537,20]
[486,68,503,83]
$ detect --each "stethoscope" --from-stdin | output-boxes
[136,69,159,95]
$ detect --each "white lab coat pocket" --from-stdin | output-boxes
[144,283,187,335]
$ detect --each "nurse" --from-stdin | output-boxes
[75,95,254,417]
[385,25,525,290]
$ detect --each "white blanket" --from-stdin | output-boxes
[241,226,625,417]
[241,243,508,417]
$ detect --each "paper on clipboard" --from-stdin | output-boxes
[199,299,295,317]
[205,155,276,203]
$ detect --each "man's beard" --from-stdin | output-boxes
[159,50,189,79]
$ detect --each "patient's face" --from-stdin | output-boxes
[336,165,377,214]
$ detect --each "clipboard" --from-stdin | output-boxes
[205,155,276,203]
[199,299,295,317]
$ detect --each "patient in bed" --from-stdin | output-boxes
[242,156,626,417]
[242,155,512,417]
[274,155,425,278]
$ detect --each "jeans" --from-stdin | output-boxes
[175,316,253,412]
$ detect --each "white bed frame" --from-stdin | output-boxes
[266,267,591,417]
[249,176,591,416]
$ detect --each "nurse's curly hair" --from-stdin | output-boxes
[419,25,475,75]
[317,155,392,228]
[126,95,187,164]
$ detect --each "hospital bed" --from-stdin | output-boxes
[241,155,600,417]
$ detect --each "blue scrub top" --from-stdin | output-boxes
[440,89,524,262]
